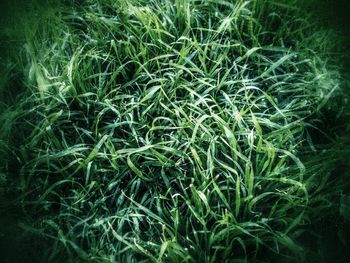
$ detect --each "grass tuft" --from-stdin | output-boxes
[0,0,349,262]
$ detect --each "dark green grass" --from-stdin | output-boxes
[0,0,349,262]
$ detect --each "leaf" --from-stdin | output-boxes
[260,53,294,78]
[127,154,152,181]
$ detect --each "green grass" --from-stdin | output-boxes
[0,0,349,262]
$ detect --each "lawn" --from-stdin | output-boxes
[0,0,349,262]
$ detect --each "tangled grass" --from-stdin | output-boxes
[0,0,349,262]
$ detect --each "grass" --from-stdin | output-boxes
[0,0,349,262]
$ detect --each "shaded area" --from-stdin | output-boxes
[0,211,48,263]
[298,0,350,262]
[0,1,66,263]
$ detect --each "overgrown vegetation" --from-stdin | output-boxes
[0,0,349,262]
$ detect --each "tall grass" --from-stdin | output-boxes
[0,0,348,262]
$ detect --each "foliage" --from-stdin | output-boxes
[0,0,348,262]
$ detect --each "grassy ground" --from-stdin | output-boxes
[1,0,350,262]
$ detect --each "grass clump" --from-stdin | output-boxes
[0,0,347,262]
